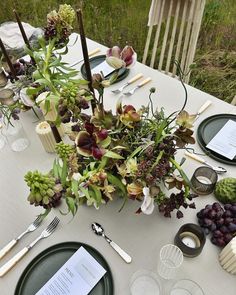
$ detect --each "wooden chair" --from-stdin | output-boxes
[231,95,236,106]
[142,0,206,83]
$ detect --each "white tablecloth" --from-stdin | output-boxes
[0,33,236,295]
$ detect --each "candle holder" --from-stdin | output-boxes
[190,166,218,195]
[174,223,206,257]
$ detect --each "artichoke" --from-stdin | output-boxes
[214,178,236,203]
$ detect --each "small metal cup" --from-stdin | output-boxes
[191,166,218,195]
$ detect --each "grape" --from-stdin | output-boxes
[212,230,223,238]
[224,204,232,210]
[216,218,224,227]
[224,217,233,225]
[224,233,233,244]
[210,223,217,231]
[208,210,216,219]
[203,218,212,227]
[197,202,236,248]
[228,223,236,232]
[216,238,226,247]
[223,210,233,218]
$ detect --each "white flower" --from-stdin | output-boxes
[141,187,155,215]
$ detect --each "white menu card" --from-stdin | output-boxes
[91,60,115,77]
[206,119,236,160]
[36,247,106,295]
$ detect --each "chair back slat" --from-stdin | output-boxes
[158,0,174,70]
[180,0,195,74]
[172,0,189,76]
[150,0,166,68]
[143,0,205,83]
[165,0,181,74]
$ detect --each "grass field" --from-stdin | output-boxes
[0,0,235,102]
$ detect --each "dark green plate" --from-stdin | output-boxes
[81,55,129,83]
[197,114,236,165]
[15,242,113,295]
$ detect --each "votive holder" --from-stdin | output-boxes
[130,269,162,295]
[190,166,218,195]
[157,244,183,280]
[174,223,206,257]
[3,120,30,152]
[170,279,204,295]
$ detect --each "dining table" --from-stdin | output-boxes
[0,32,236,295]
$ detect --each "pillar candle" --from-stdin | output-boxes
[36,121,57,153]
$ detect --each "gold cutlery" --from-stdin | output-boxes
[0,217,60,277]
[111,73,143,94]
[123,77,152,96]
[0,216,43,260]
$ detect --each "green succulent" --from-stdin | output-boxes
[214,178,236,203]
[24,170,58,207]
[55,142,75,160]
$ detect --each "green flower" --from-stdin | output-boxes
[58,4,75,28]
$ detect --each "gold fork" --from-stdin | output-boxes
[0,217,60,277]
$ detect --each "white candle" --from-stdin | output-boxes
[196,176,212,185]
[36,91,58,122]
[182,236,197,248]
[36,121,56,153]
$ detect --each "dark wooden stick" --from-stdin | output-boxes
[0,38,17,79]
[50,123,62,143]
[76,9,96,112]
[13,9,36,64]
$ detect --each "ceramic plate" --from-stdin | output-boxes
[15,242,113,295]
[80,55,129,83]
[197,114,236,165]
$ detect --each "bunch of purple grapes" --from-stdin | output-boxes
[197,202,236,247]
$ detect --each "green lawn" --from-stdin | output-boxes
[1,0,235,102]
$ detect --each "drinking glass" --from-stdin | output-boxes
[130,269,162,295]
[3,120,30,152]
[157,244,183,280]
[170,279,204,295]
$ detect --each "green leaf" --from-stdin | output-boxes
[26,86,42,96]
[53,159,59,178]
[61,159,68,186]
[104,150,124,159]
[80,186,90,200]
[112,145,127,150]
[128,146,142,159]
[66,197,77,216]
[71,179,79,198]
[89,185,102,206]
[100,136,111,148]
[107,173,127,196]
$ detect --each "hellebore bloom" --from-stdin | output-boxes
[176,110,196,129]
[106,45,137,69]
[75,123,109,160]
[141,187,155,215]
[127,182,143,199]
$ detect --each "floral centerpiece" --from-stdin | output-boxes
[2,4,197,218]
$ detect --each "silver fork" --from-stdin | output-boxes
[123,77,152,96]
[0,216,43,260]
[0,217,60,277]
[111,73,143,94]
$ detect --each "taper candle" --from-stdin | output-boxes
[76,9,96,112]
[13,9,36,64]
[0,38,17,79]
